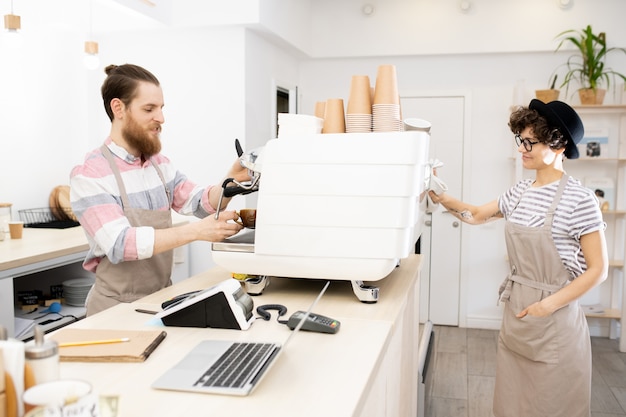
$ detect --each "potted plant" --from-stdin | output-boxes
[535,74,560,103]
[554,24,626,105]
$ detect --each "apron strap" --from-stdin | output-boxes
[498,272,564,303]
[499,175,571,305]
[542,174,569,230]
[101,144,171,207]
[101,145,132,209]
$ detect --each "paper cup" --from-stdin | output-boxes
[373,64,400,105]
[314,101,326,119]
[347,75,372,115]
[8,221,23,239]
[322,98,346,134]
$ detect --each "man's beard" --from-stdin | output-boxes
[123,113,162,158]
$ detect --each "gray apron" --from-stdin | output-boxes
[493,175,591,417]
[85,145,173,316]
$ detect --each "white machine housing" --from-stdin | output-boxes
[212,131,430,283]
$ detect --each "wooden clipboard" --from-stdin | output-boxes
[49,329,167,363]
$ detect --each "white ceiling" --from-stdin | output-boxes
[4,0,171,34]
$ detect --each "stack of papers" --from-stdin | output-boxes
[14,317,36,339]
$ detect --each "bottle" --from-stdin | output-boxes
[0,202,11,237]
[24,325,59,387]
[0,325,26,417]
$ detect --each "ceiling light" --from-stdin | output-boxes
[362,4,374,16]
[3,0,23,49]
[84,41,100,70]
[459,0,472,12]
[557,0,573,9]
[83,0,100,70]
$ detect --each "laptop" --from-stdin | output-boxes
[152,281,330,396]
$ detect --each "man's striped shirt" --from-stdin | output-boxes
[70,139,216,272]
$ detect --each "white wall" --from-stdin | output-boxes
[0,31,90,211]
[293,0,626,328]
[308,0,626,58]
[1,0,625,328]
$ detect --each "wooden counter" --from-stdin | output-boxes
[0,227,89,337]
[0,226,88,278]
[58,255,422,417]
[0,213,189,338]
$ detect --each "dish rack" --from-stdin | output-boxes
[19,208,80,229]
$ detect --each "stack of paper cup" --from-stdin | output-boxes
[314,101,326,119]
[372,64,403,132]
[322,98,346,134]
[346,75,372,133]
[277,113,323,137]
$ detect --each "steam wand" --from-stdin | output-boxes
[214,176,260,219]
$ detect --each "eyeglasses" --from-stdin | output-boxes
[514,134,540,152]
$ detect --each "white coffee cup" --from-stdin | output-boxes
[403,118,432,133]
[23,379,95,416]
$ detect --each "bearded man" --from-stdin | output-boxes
[70,64,247,315]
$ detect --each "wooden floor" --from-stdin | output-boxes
[425,325,626,417]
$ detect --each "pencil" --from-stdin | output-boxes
[59,338,130,348]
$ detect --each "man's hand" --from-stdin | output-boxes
[196,210,243,242]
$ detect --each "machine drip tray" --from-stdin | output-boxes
[211,229,255,253]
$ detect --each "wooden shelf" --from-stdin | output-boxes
[602,210,626,216]
[568,158,626,162]
[573,105,626,115]
[585,308,621,320]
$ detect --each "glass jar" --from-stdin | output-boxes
[0,202,12,235]
[25,326,59,386]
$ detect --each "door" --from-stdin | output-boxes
[400,95,466,326]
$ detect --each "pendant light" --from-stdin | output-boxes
[84,40,99,70]
[83,0,100,70]
[3,0,23,48]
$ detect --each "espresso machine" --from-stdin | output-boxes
[211,132,430,302]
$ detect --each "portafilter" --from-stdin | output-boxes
[214,139,263,218]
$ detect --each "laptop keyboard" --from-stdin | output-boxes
[194,342,275,389]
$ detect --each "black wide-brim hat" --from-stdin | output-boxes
[529,99,584,159]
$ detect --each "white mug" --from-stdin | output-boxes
[403,118,432,133]
[23,380,96,416]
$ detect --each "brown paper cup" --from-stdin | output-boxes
[8,221,23,239]
[373,64,400,105]
[347,75,372,115]
[314,101,326,119]
[322,98,346,133]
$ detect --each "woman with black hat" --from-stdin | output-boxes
[429,99,608,417]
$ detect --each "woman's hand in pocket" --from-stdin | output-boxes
[516,300,552,318]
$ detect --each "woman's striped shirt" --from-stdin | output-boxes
[497,176,605,279]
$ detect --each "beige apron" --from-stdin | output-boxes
[493,175,591,417]
[85,146,173,316]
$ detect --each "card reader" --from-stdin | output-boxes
[286,311,340,334]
